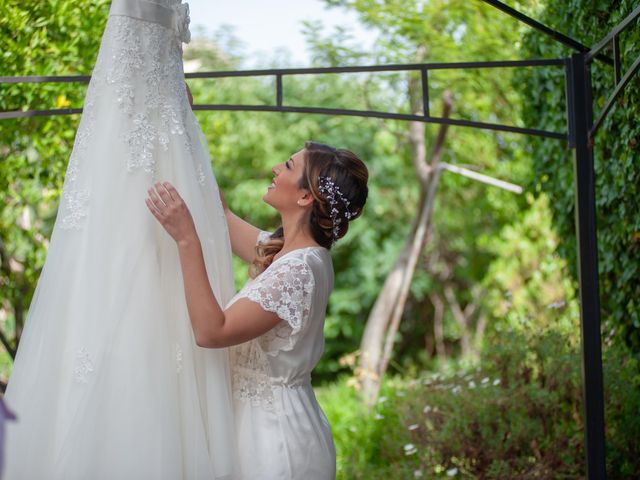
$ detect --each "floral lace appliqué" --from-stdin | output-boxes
[244,258,315,355]
[231,341,276,411]
[175,343,183,374]
[73,348,94,384]
[196,163,206,186]
[59,189,91,230]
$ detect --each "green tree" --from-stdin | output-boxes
[519,0,640,350]
[313,1,546,394]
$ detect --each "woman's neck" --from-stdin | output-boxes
[277,215,319,257]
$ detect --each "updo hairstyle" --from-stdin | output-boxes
[250,141,368,277]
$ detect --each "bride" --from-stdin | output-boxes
[3,1,237,478]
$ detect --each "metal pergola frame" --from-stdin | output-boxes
[2,1,639,478]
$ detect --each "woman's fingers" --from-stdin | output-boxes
[148,186,166,210]
[154,182,173,205]
[145,181,196,243]
[162,182,180,202]
[145,198,164,220]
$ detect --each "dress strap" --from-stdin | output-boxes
[109,0,191,43]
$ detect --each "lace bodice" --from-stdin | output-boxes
[59,0,195,230]
[228,233,333,412]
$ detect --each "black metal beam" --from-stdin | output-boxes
[0,59,565,88]
[0,108,83,120]
[183,59,565,78]
[590,52,640,138]
[566,52,607,480]
[0,75,91,84]
[0,102,566,140]
[194,104,567,139]
[587,4,640,62]
[480,0,611,66]
[0,59,568,139]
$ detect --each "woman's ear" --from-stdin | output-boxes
[297,191,314,208]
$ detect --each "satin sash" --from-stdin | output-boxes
[110,0,178,32]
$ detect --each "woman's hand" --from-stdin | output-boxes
[146,182,197,245]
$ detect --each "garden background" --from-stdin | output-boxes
[1,0,639,478]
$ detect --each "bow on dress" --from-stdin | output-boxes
[173,2,191,44]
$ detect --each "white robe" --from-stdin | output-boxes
[228,231,337,479]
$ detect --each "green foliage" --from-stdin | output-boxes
[309,0,545,370]
[519,0,640,349]
[482,193,581,338]
[318,335,640,479]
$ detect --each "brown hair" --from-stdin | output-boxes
[250,141,369,277]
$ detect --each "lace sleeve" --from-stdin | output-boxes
[240,257,315,355]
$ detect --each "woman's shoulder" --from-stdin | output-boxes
[279,248,333,292]
[276,246,330,269]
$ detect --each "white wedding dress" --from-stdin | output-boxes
[3,1,237,479]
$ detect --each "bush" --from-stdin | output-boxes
[317,332,640,478]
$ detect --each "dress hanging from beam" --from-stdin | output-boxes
[4,1,237,478]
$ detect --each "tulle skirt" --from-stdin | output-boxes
[3,102,238,479]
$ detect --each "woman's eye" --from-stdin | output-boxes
[285,161,291,169]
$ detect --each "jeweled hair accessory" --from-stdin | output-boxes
[318,176,357,241]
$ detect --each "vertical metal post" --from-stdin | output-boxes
[612,36,621,84]
[421,67,430,118]
[566,52,607,479]
[276,74,283,107]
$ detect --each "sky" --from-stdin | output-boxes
[185,0,377,66]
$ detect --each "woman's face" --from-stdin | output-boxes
[262,149,308,211]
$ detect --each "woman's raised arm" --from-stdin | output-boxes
[219,189,262,263]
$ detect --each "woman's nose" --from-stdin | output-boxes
[272,165,279,175]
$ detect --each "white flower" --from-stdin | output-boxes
[446,467,459,476]
[481,377,490,384]
[377,396,388,404]
[173,3,191,44]
[408,423,419,431]
[414,470,423,478]
[547,300,565,309]
[493,378,501,386]
[452,385,462,395]
[375,413,385,420]
[468,381,476,389]
[423,405,432,414]
[403,443,417,455]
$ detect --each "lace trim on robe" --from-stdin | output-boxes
[231,242,316,410]
[245,259,315,356]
